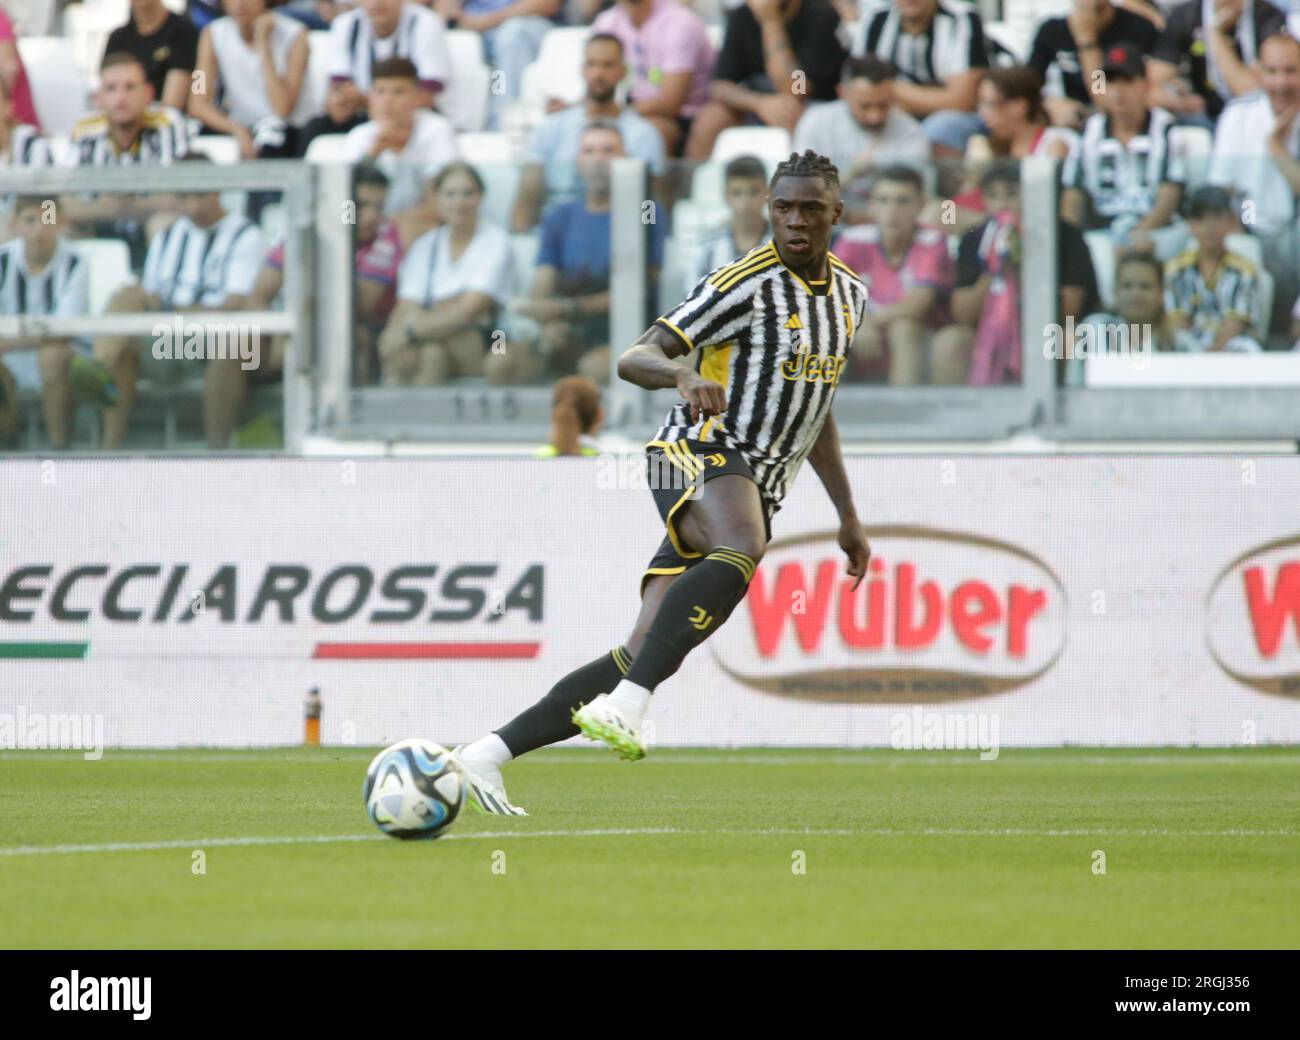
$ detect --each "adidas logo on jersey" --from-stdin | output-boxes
[784,315,803,330]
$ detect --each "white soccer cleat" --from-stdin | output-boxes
[572,694,646,761]
[451,745,528,816]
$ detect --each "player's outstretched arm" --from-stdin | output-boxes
[618,324,727,423]
[807,412,871,588]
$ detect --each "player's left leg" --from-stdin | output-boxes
[574,474,766,758]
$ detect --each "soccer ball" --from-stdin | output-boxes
[362,738,465,840]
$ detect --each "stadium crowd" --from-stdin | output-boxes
[1,0,1299,449]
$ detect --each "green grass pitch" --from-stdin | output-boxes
[1,747,1297,949]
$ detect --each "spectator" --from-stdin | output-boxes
[1061,43,1186,258]
[343,58,460,214]
[63,52,190,260]
[591,0,717,154]
[241,166,400,406]
[686,155,772,290]
[833,164,954,385]
[686,0,847,161]
[1073,251,1177,383]
[190,0,310,160]
[433,0,560,127]
[1029,0,1159,130]
[378,161,512,385]
[495,120,664,385]
[535,375,603,456]
[0,75,49,167]
[510,34,665,232]
[792,56,931,178]
[0,6,39,130]
[0,197,90,450]
[106,0,201,111]
[933,162,1098,384]
[321,0,453,141]
[94,158,267,449]
[971,66,1075,161]
[1150,0,1287,125]
[1164,185,1265,351]
[1208,31,1300,334]
[850,0,989,156]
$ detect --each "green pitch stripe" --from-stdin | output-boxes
[0,642,88,659]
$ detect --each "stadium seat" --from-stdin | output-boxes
[17,36,90,138]
[10,0,61,35]
[304,133,354,164]
[689,127,791,212]
[292,31,333,128]
[441,29,491,133]
[518,27,589,113]
[72,238,134,316]
[1169,125,1213,191]
[459,132,519,228]
[64,2,118,88]
[983,19,1033,65]
[189,135,241,164]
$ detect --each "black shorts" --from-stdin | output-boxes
[640,438,772,595]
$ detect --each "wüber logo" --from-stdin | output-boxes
[50,972,151,1019]
[709,526,1066,702]
[1207,534,1300,697]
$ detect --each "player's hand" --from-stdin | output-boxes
[839,520,872,590]
[675,370,726,423]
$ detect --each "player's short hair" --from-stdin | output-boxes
[724,155,767,183]
[770,149,839,193]
[841,55,897,85]
[354,163,390,192]
[870,163,924,196]
[586,32,625,57]
[371,57,419,83]
[980,159,1020,192]
[1115,251,1164,289]
[432,159,485,195]
[100,50,148,78]
[983,66,1046,124]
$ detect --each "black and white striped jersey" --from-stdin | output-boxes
[851,0,989,86]
[1,124,51,166]
[67,105,190,165]
[141,211,266,309]
[0,238,87,317]
[1062,108,1185,224]
[652,241,869,514]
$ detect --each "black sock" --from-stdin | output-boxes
[624,547,756,692]
[495,646,632,757]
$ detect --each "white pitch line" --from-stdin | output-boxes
[0,825,1294,858]
[1,752,1298,766]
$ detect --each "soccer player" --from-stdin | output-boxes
[452,150,873,815]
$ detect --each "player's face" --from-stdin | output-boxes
[577,127,624,193]
[868,180,923,236]
[368,77,419,127]
[15,205,58,257]
[724,176,767,223]
[436,169,482,227]
[1114,262,1162,325]
[361,0,402,35]
[355,184,387,243]
[983,179,1020,215]
[1100,74,1147,121]
[583,42,625,103]
[99,65,152,127]
[1260,38,1300,111]
[768,175,841,262]
[841,77,893,133]
[1188,211,1233,254]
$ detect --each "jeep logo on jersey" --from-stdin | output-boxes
[709,527,1066,703]
[1207,534,1300,698]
